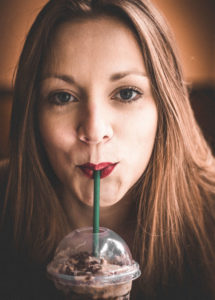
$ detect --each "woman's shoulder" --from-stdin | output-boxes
[0,159,9,176]
[0,159,9,193]
[0,158,9,170]
[0,159,9,211]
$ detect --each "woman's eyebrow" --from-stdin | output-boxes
[41,74,75,84]
[41,71,147,84]
[110,71,147,81]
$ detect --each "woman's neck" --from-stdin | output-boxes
[61,189,137,249]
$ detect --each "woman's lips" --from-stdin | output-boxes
[78,162,118,179]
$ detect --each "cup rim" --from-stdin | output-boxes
[47,261,141,286]
[67,226,115,237]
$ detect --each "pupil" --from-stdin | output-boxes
[59,93,70,102]
[120,89,132,100]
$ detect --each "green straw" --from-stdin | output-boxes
[93,170,100,257]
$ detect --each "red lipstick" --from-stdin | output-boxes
[78,162,118,179]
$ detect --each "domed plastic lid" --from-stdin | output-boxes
[47,227,141,287]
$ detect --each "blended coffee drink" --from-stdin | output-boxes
[47,227,141,299]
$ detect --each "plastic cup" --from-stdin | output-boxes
[47,227,141,299]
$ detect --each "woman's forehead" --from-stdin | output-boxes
[42,15,146,79]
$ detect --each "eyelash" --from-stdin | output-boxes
[47,86,143,106]
[111,86,143,103]
[48,90,78,106]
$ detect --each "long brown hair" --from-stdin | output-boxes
[2,0,215,294]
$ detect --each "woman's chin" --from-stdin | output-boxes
[78,195,120,208]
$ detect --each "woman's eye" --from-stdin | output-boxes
[112,87,143,103]
[49,91,77,105]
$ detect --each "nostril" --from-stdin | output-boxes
[103,135,110,140]
[83,136,90,142]
[78,133,111,144]
[77,121,113,144]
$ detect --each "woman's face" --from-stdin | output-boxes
[39,16,158,207]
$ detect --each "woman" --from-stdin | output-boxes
[0,0,215,299]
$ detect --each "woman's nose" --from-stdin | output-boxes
[77,104,113,145]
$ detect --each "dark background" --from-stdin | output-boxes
[0,0,214,159]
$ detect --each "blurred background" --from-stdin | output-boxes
[0,0,214,159]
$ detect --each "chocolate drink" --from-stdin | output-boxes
[47,227,141,299]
